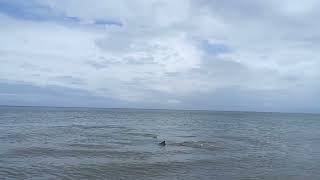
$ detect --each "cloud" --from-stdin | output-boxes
[0,0,320,112]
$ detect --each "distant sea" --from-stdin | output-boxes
[0,106,319,179]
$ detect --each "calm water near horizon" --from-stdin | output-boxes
[0,106,320,179]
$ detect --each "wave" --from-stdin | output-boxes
[0,167,28,179]
[70,124,126,130]
[172,141,222,151]
[121,132,158,139]
[4,147,153,160]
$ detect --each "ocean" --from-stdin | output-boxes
[0,106,319,179]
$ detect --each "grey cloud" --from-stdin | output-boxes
[86,59,110,70]
[123,56,157,65]
[95,35,133,53]
[51,76,85,85]
[1,1,320,112]
[197,0,272,19]
[180,86,320,113]
[0,82,131,108]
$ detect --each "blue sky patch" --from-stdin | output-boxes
[0,0,122,27]
[0,0,58,21]
[201,40,232,56]
[94,19,123,27]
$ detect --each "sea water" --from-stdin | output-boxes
[0,106,319,179]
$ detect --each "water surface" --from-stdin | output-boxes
[0,106,319,179]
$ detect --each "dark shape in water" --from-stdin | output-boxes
[159,141,166,146]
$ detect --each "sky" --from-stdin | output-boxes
[0,0,320,113]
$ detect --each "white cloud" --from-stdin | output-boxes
[1,0,320,111]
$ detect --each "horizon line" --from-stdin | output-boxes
[0,104,318,115]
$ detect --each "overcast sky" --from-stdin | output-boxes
[1,0,320,112]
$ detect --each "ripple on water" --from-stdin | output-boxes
[0,167,29,179]
[172,140,223,151]
[4,147,153,160]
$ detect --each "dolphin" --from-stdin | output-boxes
[159,141,166,146]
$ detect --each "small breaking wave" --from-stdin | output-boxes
[172,141,222,151]
[70,124,126,130]
[122,132,158,139]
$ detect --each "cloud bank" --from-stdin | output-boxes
[1,0,320,112]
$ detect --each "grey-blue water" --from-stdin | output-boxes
[0,106,319,180]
